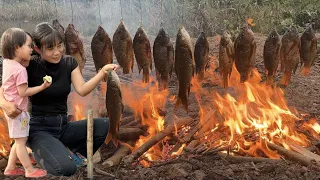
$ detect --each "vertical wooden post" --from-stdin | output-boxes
[87,109,94,179]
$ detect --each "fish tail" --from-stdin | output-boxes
[240,74,248,83]
[142,66,150,83]
[197,71,205,81]
[160,75,169,90]
[123,67,131,74]
[266,75,274,85]
[174,88,189,113]
[112,138,119,148]
[280,72,291,86]
[222,73,229,88]
[105,132,112,145]
[300,66,311,76]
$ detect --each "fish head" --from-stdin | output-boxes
[107,69,121,87]
[156,28,169,45]
[220,31,231,46]
[268,29,280,44]
[303,25,315,39]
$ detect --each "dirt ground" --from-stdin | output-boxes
[0,32,319,180]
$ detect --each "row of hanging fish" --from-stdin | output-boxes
[218,24,317,88]
[89,21,211,113]
[264,25,317,86]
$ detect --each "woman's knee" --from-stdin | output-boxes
[55,160,77,176]
[93,118,109,137]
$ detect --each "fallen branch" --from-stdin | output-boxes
[217,152,282,164]
[120,115,136,126]
[94,167,115,177]
[102,141,134,167]
[289,144,320,162]
[122,116,193,164]
[267,142,320,167]
[117,127,149,141]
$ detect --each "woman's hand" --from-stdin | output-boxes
[101,64,119,74]
[1,102,22,118]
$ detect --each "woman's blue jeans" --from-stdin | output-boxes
[27,114,109,176]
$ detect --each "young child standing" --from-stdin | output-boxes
[1,28,50,178]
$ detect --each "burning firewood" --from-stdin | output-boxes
[169,110,215,155]
[117,127,149,141]
[217,152,282,164]
[102,141,134,167]
[122,116,193,164]
[267,142,320,169]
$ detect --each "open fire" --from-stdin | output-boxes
[0,65,319,167]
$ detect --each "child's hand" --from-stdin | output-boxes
[101,64,119,74]
[41,81,52,89]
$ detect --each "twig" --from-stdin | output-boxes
[217,152,282,164]
[94,167,115,177]
[122,115,193,164]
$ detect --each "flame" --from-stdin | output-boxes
[121,77,168,166]
[172,144,186,156]
[0,109,12,156]
[192,68,313,159]
[247,17,255,27]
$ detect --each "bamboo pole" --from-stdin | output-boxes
[87,109,94,179]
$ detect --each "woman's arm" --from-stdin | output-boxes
[0,88,21,118]
[71,64,118,97]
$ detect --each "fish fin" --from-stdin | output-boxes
[137,64,142,74]
[226,45,234,62]
[112,138,119,148]
[142,66,150,83]
[222,73,229,88]
[266,75,274,85]
[105,132,112,144]
[280,72,291,86]
[300,66,310,76]
[249,40,256,66]
[175,87,189,113]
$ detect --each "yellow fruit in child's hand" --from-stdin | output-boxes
[43,75,52,83]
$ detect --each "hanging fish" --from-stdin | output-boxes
[105,69,123,147]
[194,32,209,81]
[300,25,317,76]
[219,31,234,88]
[174,26,194,113]
[112,20,134,74]
[65,24,86,72]
[133,27,152,83]
[280,26,300,86]
[91,26,113,73]
[234,24,256,82]
[263,29,281,85]
[153,28,174,89]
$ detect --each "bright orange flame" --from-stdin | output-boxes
[247,17,255,26]
[193,68,312,159]
[0,109,12,156]
[121,77,168,166]
[172,144,186,156]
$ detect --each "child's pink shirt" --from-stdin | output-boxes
[2,59,28,111]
